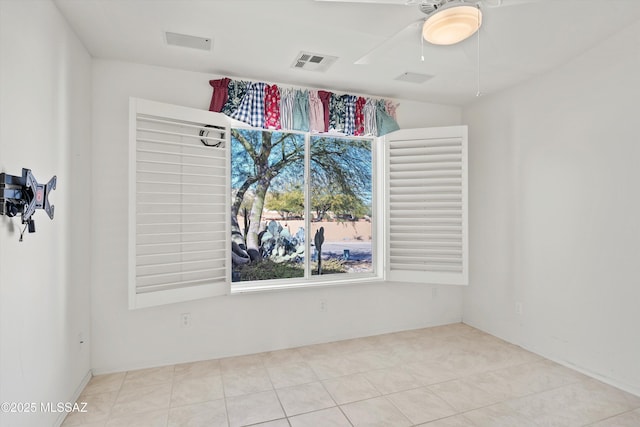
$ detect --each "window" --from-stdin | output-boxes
[230,129,376,288]
[310,136,373,276]
[128,98,468,308]
[230,129,306,281]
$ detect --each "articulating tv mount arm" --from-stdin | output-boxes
[1,168,56,235]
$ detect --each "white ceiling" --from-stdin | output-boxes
[54,0,640,106]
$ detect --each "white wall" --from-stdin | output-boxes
[463,20,640,395]
[0,1,92,426]
[90,59,463,373]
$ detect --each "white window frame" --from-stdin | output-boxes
[128,98,468,308]
[229,128,384,294]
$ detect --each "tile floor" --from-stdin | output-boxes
[62,323,640,427]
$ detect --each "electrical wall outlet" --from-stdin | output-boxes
[515,302,523,316]
[320,299,328,312]
[180,313,192,328]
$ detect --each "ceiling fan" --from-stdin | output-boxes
[315,0,547,64]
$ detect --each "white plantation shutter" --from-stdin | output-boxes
[129,98,230,309]
[384,126,468,285]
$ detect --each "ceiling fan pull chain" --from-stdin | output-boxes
[476,4,482,97]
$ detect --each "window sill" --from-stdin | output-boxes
[230,273,384,295]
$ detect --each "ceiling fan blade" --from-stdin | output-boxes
[354,19,424,64]
[481,0,551,7]
[314,0,418,4]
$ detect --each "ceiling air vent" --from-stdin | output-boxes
[165,32,212,51]
[394,72,434,84]
[291,51,338,72]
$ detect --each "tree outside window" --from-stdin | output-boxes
[231,129,373,282]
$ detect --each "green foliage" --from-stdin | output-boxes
[311,191,333,220]
[311,184,370,220]
[311,258,348,275]
[310,136,372,201]
[265,187,304,219]
[234,256,348,281]
[310,137,372,220]
[234,259,303,281]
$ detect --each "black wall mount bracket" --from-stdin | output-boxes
[1,168,57,234]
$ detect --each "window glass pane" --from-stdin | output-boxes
[231,129,305,282]
[310,136,373,276]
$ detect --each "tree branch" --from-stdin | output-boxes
[231,129,258,159]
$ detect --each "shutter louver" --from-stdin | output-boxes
[129,99,230,308]
[385,127,468,285]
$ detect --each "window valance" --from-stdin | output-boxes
[208,78,400,137]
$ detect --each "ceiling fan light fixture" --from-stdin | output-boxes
[422,3,482,46]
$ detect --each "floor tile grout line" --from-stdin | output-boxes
[319,378,340,413]
[337,404,357,427]
[464,370,589,406]
[449,377,618,423]
[264,357,289,422]
[96,369,132,425]
[336,403,357,427]
[581,407,640,426]
[164,367,175,427]
[106,371,126,422]
[277,403,355,427]
[272,381,292,423]
[223,384,232,427]
[385,386,459,425]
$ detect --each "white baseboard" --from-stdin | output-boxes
[461,321,640,398]
[54,370,92,427]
